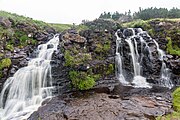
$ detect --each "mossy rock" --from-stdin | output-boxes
[173,87,180,112]
[0,58,11,69]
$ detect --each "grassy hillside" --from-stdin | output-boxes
[0,10,73,31]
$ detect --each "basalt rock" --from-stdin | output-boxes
[29,86,172,120]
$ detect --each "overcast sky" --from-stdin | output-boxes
[0,0,179,24]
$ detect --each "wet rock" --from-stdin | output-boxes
[47,44,54,49]
[29,88,172,120]
[123,29,134,37]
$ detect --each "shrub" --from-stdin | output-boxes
[69,70,99,90]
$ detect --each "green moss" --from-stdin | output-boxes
[0,58,11,70]
[103,41,111,52]
[64,50,92,67]
[156,112,180,120]
[106,64,114,75]
[69,70,99,90]
[0,53,4,57]
[6,44,14,51]
[20,35,28,43]
[95,40,111,55]
[64,50,74,67]
[166,37,180,56]
[172,87,180,112]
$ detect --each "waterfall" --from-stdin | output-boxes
[153,39,173,88]
[115,28,173,88]
[115,31,128,85]
[0,35,59,120]
[115,29,150,88]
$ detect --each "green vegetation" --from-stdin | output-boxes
[0,58,11,69]
[0,58,11,78]
[64,50,92,67]
[69,70,99,90]
[95,40,111,54]
[0,10,49,29]
[6,44,14,51]
[64,50,75,67]
[50,23,72,32]
[0,10,73,32]
[106,64,114,75]
[122,19,151,29]
[156,87,180,120]
[166,37,180,56]
[172,87,180,112]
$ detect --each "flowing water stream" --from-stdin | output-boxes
[0,35,59,120]
[115,28,173,88]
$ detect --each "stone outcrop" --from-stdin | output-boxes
[29,86,172,120]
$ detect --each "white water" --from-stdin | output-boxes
[115,28,152,88]
[153,39,173,88]
[115,31,128,85]
[116,28,173,88]
[0,35,59,120]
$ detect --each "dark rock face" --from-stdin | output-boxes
[29,86,172,120]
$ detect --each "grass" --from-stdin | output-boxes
[166,37,180,56]
[50,23,72,32]
[0,10,73,32]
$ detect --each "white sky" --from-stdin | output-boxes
[0,0,179,24]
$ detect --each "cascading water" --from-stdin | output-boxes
[115,31,128,85]
[115,28,173,88]
[153,39,173,88]
[0,35,59,120]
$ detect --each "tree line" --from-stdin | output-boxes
[99,7,180,21]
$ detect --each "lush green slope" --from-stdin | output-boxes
[0,10,73,31]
